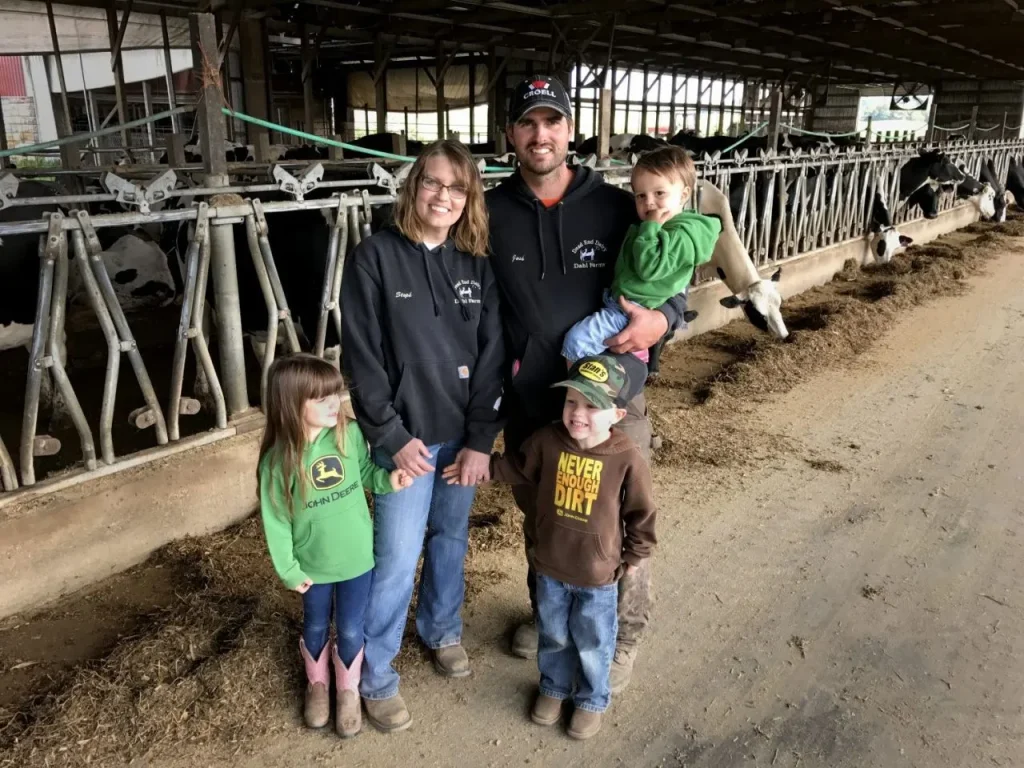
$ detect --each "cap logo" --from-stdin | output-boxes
[578,361,609,383]
[530,80,550,90]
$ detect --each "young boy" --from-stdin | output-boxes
[444,354,656,739]
[561,145,722,363]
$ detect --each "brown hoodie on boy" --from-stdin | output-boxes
[491,423,657,588]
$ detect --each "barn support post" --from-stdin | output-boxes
[925,96,938,143]
[160,12,181,134]
[105,2,130,151]
[640,64,649,134]
[487,48,497,142]
[300,23,315,134]
[968,105,979,141]
[865,116,874,145]
[695,71,704,135]
[436,43,447,141]
[372,36,389,135]
[141,80,156,160]
[1001,111,1008,140]
[468,53,476,142]
[239,19,269,156]
[0,99,9,170]
[598,87,612,158]
[191,11,248,417]
[767,88,783,153]
[669,67,679,137]
[609,63,617,133]
[493,60,507,154]
[45,1,74,139]
[574,57,583,145]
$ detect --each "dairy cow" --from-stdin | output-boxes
[868,192,913,264]
[575,133,667,159]
[954,168,997,220]
[1004,156,1024,210]
[899,150,965,218]
[979,159,1012,223]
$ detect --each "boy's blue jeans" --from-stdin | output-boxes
[360,439,477,701]
[561,290,640,362]
[536,573,618,713]
[302,569,373,665]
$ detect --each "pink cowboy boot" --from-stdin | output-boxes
[299,638,330,728]
[332,644,364,738]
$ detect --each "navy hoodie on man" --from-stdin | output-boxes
[486,166,688,435]
[341,227,505,457]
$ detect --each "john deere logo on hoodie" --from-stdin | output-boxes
[571,239,607,269]
[310,456,345,490]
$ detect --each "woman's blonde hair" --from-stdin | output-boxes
[393,139,489,257]
[256,353,347,517]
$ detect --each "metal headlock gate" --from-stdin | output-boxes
[1,137,1023,492]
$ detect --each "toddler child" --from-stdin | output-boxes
[562,145,721,363]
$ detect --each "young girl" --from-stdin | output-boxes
[257,353,411,738]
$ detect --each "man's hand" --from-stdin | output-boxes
[605,297,668,354]
[393,438,434,477]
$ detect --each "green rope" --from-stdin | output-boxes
[782,124,862,138]
[717,122,769,155]
[223,107,512,173]
[0,106,194,158]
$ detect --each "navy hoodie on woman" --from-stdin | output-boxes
[486,166,688,435]
[341,227,505,457]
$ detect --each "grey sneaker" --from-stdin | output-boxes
[432,644,471,678]
[511,622,538,659]
[364,694,413,733]
[609,646,638,694]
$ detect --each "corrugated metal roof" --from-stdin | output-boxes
[0,55,25,97]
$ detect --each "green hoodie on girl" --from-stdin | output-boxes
[259,421,393,589]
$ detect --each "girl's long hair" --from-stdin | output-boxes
[256,353,347,517]
[393,139,489,257]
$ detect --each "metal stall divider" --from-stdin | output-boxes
[0,434,16,491]
[74,211,169,446]
[21,213,96,487]
[314,194,350,365]
[169,203,227,441]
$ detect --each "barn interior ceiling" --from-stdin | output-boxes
[50,0,1024,85]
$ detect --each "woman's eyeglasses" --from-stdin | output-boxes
[421,175,469,201]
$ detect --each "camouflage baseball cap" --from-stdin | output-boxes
[552,355,631,410]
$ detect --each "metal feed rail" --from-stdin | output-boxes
[2,139,1023,491]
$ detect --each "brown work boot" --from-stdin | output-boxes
[609,646,638,694]
[511,622,538,660]
[567,708,603,740]
[331,644,363,738]
[299,638,330,729]
[530,692,563,726]
[432,644,471,678]
[364,693,413,733]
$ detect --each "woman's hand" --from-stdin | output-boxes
[455,448,490,487]
[393,438,435,477]
[294,578,313,594]
[390,468,414,491]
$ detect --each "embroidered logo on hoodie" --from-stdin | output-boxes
[571,239,607,269]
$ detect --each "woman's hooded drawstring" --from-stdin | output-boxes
[420,245,442,317]
[426,242,472,321]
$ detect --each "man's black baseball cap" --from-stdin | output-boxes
[507,75,573,124]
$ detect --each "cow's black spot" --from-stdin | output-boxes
[876,240,886,257]
[114,269,138,284]
[130,280,173,299]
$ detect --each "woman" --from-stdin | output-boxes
[341,140,504,733]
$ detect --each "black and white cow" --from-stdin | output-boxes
[954,167,997,221]
[575,133,667,159]
[1004,156,1024,210]
[979,159,1013,223]
[899,150,965,219]
[868,192,913,264]
[1,180,176,355]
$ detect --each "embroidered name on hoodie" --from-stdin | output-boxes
[555,452,603,520]
[395,291,412,299]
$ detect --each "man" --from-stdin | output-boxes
[485,75,689,693]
